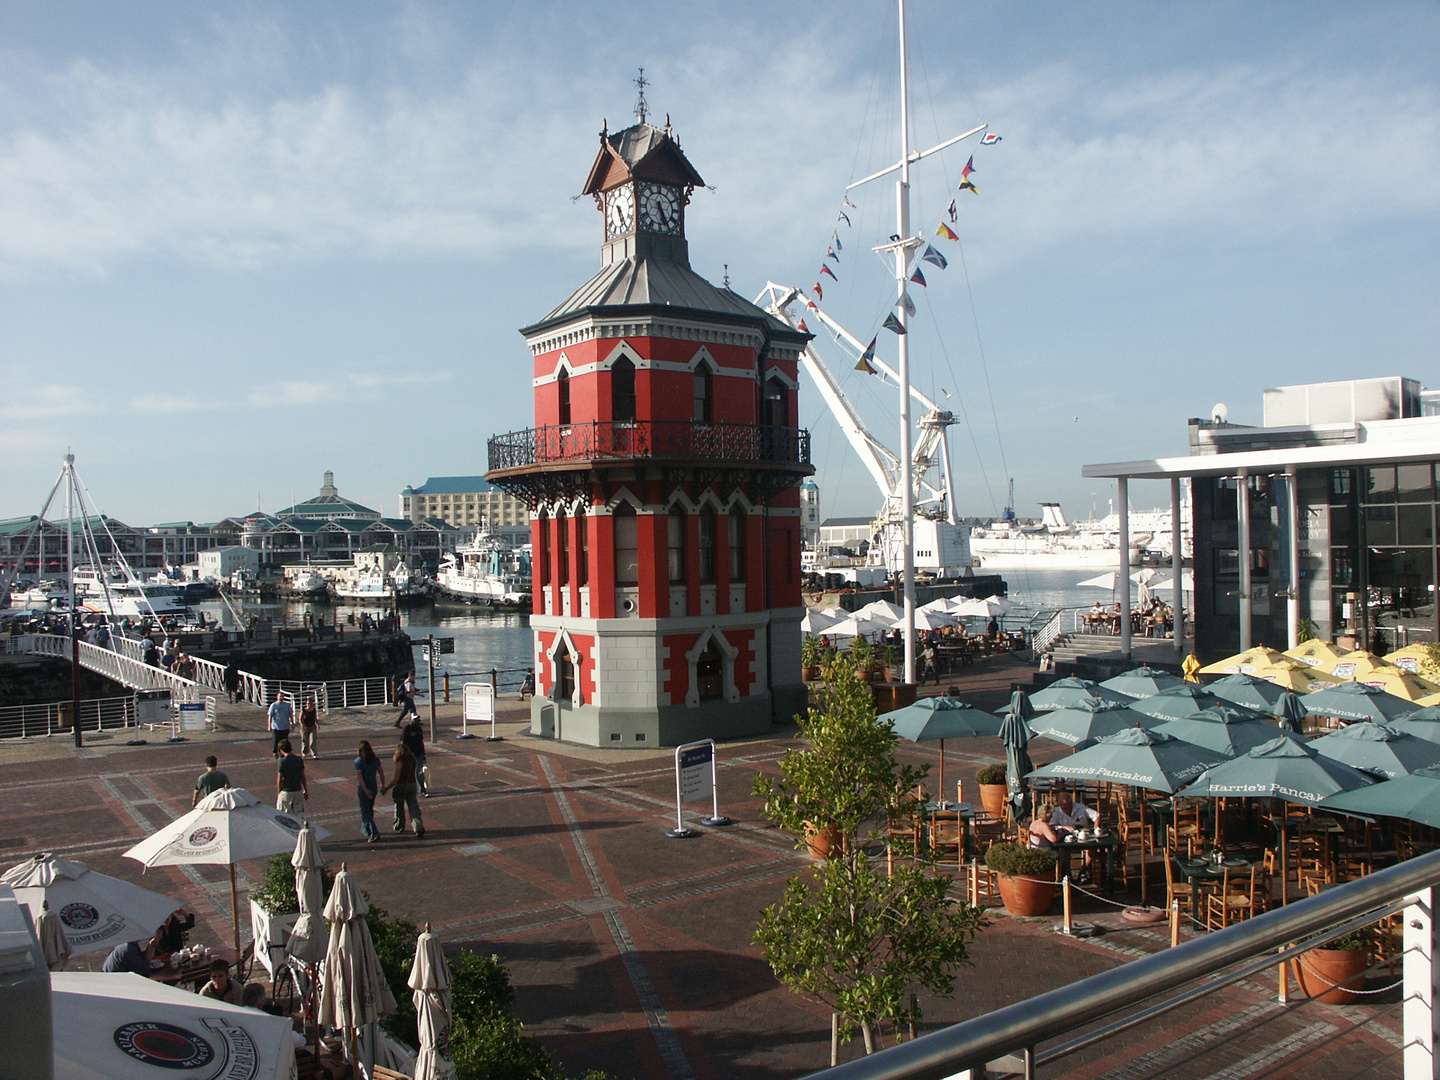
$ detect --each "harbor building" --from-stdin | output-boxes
[487,113,813,747]
[1084,376,1440,661]
[400,476,529,546]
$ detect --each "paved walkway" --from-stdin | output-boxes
[0,659,1402,1080]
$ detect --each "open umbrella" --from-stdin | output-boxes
[52,972,297,1080]
[952,595,1020,618]
[883,697,1003,802]
[854,599,905,622]
[801,607,847,635]
[1152,706,1289,758]
[1349,667,1440,701]
[318,866,397,1080]
[1248,658,1343,693]
[1283,639,1349,672]
[1199,646,1288,676]
[408,925,458,1080]
[1309,722,1440,779]
[1322,765,1440,830]
[1000,690,1035,822]
[1275,691,1307,734]
[1329,649,1396,682]
[1205,673,1293,712]
[1178,736,1374,806]
[1389,706,1440,745]
[894,607,956,631]
[1,853,180,959]
[1027,699,1159,750]
[1026,677,1130,713]
[1077,572,1119,591]
[124,787,329,956]
[1385,644,1440,678]
[1100,666,1185,700]
[1128,684,1253,723]
[1300,681,1420,724]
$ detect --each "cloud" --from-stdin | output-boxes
[0,383,102,420]
[130,394,206,414]
[244,368,449,407]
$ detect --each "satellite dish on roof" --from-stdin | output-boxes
[1212,403,1229,423]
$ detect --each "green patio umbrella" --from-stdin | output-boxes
[1388,706,1440,745]
[1321,765,1440,830]
[1100,666,1185,700]
[1206,673,1293,712]
[1000,690,1035,822]
[1300,681,1420,724]
[881,697,1003,803]
[1026,699,1159,750]
[1178,735,1374,806]
[1129,684,1260,723]
[1309,722,1440,780]
[1026,677,1130,713]
[1152,706,1287,758]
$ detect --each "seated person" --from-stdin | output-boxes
[152,908,195,959]
[197,958,244,1004]
[1049,790,1100,835]
[243,983,308,1050]
[101,936,157,975]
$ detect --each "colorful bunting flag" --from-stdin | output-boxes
[935,223,959,242]
[883,312,906,335]
[812,282,824,300]
[805,299,818,310]
[962,156,975,179]
[855,335,878,373]
[921,244,948,269]
[900,292,916,317]
[959,179,978,195]
[819,264,837,280]
[855,354,877,374]
[843,196,857,209]
[980,132,1001,145]
[947,199,957,223]
[797,319,810,333]
[832,232,843,251]
[838,211,851,226]
[909,267,927,287]
[826,247,839,262]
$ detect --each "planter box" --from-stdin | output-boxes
[249,900,300,979]
[978,783,1008,820]
[870,682,917,713]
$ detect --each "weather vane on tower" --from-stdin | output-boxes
[634,68,649,125]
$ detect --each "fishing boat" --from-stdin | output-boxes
[330,553,429,603]
[434,531,532,608]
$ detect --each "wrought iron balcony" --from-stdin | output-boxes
[487,421,811,473]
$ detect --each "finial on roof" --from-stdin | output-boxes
[665,113,672,135]
[600,119,607,140]
[634,68,649,124]
[722,264,730,289]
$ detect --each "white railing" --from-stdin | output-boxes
[0,695,136,739]
[1032,610,1065,656]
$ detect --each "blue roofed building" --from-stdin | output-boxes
[400,476,529,546]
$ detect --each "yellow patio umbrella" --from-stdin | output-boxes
[1386,644,1440,679]
[1419,691,1440,708]
[1283,639,1348,673]
[1248,658,1343,693]
[1329,649,1396,682]
[1199,645,1286,675]
[1352,668,1440,702]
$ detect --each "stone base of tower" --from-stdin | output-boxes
[529,695,775,748]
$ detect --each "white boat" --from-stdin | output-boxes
[11,580,69,609]
[434,533,532,607]
[288,569,330,596]
[331,558,429,603]
[71,566,189,617]
[969,502,1182,569]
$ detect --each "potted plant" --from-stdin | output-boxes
[847,634,878,679]
[985,842,1058,917]
[1291,928,1371,1005]
[879,644,901,683]
[976,763,1009,819]
[801,635,823,683]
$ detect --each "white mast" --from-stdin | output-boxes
[894,0,917,682]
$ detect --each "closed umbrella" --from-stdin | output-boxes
[1275,691,1307,735]
[35,901,70,971]
[1000,690,1035,822]
[1322,765,1440,830]
[285,823,328,1061]
[123,787,328,957]
[1182,653,1202,683]
[1100,667,1185,700]
[1199,646,1287,676]
[1178,736,1374,806]
[1128,685,1252,723]
[1206,673,1293,712]
[1301,681,1420,724]
[318,866,397,1080]
[1309,722,1440,779]
[883,697,1003,802]
[1,853,180,960]
[1026,677,1130,713]
[408,925,458,1080]
[1027,699,1159,750]
[1153,706,1290,758]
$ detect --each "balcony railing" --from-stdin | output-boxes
[488,421,811,473]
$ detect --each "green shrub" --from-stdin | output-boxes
[985,841,1057,878]
[975,763,1007,786]
[248,854,334,916]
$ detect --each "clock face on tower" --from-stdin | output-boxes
[637,181,683,236]
[604,185,636,240]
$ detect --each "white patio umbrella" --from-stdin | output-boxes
[854,599,905,622]
[1077,572,1119,591]
[893,607,955,631]
[318,866,397,1080]
[801,607,847,634]
[52,971,296,1079]
[952,595,1019,617]
[825,614,891,639]
[124,787,329,957]
[1,853,180,960]
[408,925,459,1080]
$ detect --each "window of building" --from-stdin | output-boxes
[612,357,636,423]
[557,650,575,701]
[1398,463,1435,503]
[536,509,549,584]
[555,508,569,586]
[693,363,713,423]
[1365,466,1397,503]
[698,510,716,582]
[668,508,686,583]
[614,506,639,585]
[557,369,571,426]
[763,376,787,429]
[575,510,588,586]
[1330,468,1354,502]
[1364,505,1397,547]
[728,509,744,581]
[1212,477,1238,521]
[696,641,724,701]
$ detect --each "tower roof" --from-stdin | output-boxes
[582,121,705,196]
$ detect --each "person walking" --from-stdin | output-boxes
[393,672,418,726]
[298,696,320,758]
[267,691,293,758]
[275,740,307,814]
[353,741,386,843]
[382,744,424,839]
[192,756,230,807]
[400,713,428,796]
[222,661,241,704]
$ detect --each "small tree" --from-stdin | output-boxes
[753,655,987,1053]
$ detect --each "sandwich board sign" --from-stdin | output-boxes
[135,689,171,725]
[461,682,497,740]
[666,739,733,838]
[179,702,208,731]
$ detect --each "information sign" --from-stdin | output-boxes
[179,702,208,731]
[135,689,171,725]
[679,743,714,803]
[460,682,498,741]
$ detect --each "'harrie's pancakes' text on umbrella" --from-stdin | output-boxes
[1,852,180,960]
[1152,706,1291,758]
[1178,736,1374,805]
[409,925,459,1080]
[124,786,329,956]
[1027,699,1159,750]
[1025,677,1130,713]
[1101,666,1185,700]
[1300,681,1420,724]
[1309,722,1440,779]
[1128,684,1255,723]
[1205,673,1293,712]
[1000,689,1035,822]
[883,697,1002,801]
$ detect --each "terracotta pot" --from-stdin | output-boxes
[979,783,1009,820]
[882,666,898,683]
[803,820,844,860]
[997,873,1056,917]
[1291,947,1369,1005]
[802,665,821,683]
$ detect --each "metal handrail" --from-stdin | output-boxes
[1031,609,1064,655]
[808,848,1440,1080]
[487,420,811,471]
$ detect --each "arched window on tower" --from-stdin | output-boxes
[555,507,569,587]
[575,509,588,586]
[698,509,716,583]
[728,508,745,581]
[693,362,713,423]
[536,509,550,587]
[613,505,639,585]
[762,376,788,460]
[612,357,636,423]
[696,640,724,701]
[557,649,576,702]
[668,507,686,583]
[557,368,571,426]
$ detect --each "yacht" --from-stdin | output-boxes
[434,533,532,608]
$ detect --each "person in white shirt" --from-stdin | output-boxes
[1029,791,1102,881]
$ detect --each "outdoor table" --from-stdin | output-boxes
[1055,832,1120,890]
[152,945,242,990]
[923,801,974,858]
[1175,856,1252,919]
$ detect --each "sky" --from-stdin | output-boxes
[2,0,1437,528]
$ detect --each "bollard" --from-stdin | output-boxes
[443,673,450,703]
[490,668,498,698]
[1062,876,1072,935]
[1278,945,1288,1003]
[1170,899,1181,948]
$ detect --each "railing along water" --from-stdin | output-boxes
[0,695,137,739]
[808,848,1440,1080]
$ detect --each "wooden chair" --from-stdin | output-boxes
[1165,855,1195,914]
[1205,866,1263,931]
[966,859,1000,908]
[374,1068,414,1080]
[930,810,965,869]
[1167,801,1203,852]
[969,813,1007,859]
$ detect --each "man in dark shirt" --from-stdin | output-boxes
[101,937,155,974]
[275,740,307,814]
[400,714,428,796]
[193,756,230,807]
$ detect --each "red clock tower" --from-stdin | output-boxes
[486,115,813,747]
